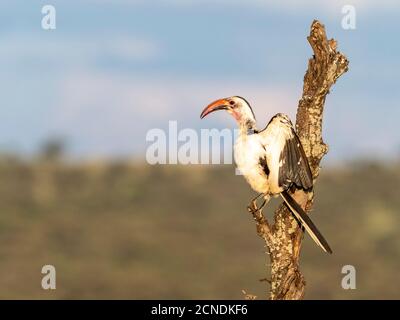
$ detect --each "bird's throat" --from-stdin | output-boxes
[239,119,257,136]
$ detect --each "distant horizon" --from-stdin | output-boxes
[1,146,399,168]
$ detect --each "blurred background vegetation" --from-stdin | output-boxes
[0,143,399,299]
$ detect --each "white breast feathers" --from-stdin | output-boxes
[234,133,270,194]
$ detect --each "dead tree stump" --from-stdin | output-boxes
[247,20,349,300]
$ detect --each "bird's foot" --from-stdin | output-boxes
[247,199,259,214]
[248,193,263,213]
[247,197,267,214]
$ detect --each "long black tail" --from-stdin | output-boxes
[280,191,332,254]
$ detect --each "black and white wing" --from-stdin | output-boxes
[259,114,332,253]
[278,127,313,191]
[278,125,332,253]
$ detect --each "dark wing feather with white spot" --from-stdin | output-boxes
[278,128,313,191]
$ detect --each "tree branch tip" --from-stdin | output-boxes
[242,290,257,300]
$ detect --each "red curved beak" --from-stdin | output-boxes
[200,98,230,119]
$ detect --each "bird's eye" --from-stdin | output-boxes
[229,100,235,106]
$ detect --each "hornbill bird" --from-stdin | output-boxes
[200,96,332,254]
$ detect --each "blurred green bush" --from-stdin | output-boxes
[0,156,398,299]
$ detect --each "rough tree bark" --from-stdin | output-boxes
[247,20,349,300]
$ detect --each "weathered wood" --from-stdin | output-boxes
[248,20,349,300]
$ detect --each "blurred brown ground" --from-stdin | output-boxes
[0,157,399,299]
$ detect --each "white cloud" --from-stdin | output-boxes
[57,71,298,121]
[0,33,160,65]
[49,70,299,156]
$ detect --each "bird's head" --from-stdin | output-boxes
[200,96,256,124]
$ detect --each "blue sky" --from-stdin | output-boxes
[0,0,400,163]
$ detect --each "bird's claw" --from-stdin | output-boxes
[247,200,259,214]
